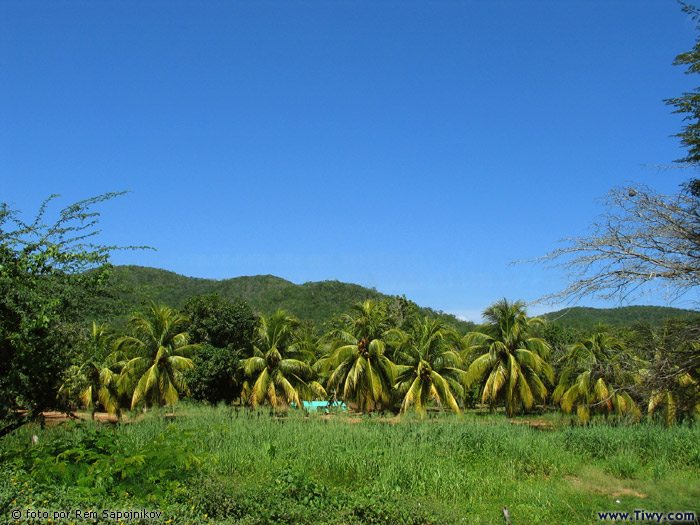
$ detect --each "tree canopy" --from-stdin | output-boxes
[0,193,132,437]
[666,3,700,173]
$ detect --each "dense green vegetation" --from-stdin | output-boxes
[0,193,132,438]
[49,290,700,427]
[102,265,475,333]
[2,406,698,524]
[105,265,700,335]
[541,305,698,331]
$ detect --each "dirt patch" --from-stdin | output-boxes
[509,418,555,430]
[610,488,649,499]
[565,475,649,499]
[27,411,124,426]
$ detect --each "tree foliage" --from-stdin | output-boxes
[464,299,553,417]
[0,193,130,437]
[553,333,641,423]
[115,303,198,409]
[666,2,700,174]
[183,293,257,352]
[182,294,257,405]
[241,310,325,409]
[635,319,700,425]
[320,300,400,412]
[394,317,465,416]
[186,344,243,405]
[58,322,126,417]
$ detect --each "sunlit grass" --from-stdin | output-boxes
[2,405,699,524]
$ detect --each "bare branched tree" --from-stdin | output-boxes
[534,184,700,304]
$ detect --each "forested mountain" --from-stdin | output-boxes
[541,305,698,330]
[97,266,698,333]
[103,265,473,332]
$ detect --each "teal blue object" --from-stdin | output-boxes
[290,401,347,412]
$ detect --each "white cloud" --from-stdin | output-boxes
[448,309,485,324]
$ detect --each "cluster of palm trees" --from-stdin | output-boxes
[60,304,199,417]
[61,298,699,424]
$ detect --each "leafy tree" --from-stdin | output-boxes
[183,293,257,352]
[241,310,325,409]
[0,193,130,438]
[181,294,257,405]
[648,370,700,426]
[541,323,584,363]
[464,299,553,417]
[552,333,641,423]
[394,317,465,416]
[320,300,400,412]
[665,2,700,187]
[185,344,242,405]
[115,303,198,409]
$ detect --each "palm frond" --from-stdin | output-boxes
[242,356,266,377]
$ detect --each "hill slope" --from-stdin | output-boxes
[106,265,472,332]
[541,305,698,330]
[101,266,698,333]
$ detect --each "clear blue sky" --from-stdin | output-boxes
[2,1,698,321]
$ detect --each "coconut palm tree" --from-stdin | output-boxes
[394,317,466,416]
[115,303,197,409]
[59,322,126,417]
[646,337,700,426]
[464,299,553,417]
[648,375,700,426]
[319,300,399,412]
[552,332,640,423]
[241,310,325,409]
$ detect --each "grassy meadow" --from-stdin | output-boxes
[1,405,699,524]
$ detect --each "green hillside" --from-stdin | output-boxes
[105,265,472,332]
[541,305,699,330]
[97,266,700,334]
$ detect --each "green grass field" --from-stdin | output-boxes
[1,406,699,524]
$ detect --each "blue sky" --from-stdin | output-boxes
[2,1,699,321]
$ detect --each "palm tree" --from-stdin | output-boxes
[394,317,466,416]
[647,338,700,426]
[648,376,700,426]
[59,322,125,417]
[319,300,399,412]
[552,332,640,423]
[241,310,325,409]
[115,304,198,410]
[464,299,553,417]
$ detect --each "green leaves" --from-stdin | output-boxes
[115,304,197,410]
[394,317,464,416]
[465,299,553,417]
[242,311,325,409]
[3,422,206,501]
[0,193,142,437]
[322,300,400,412]
[554,333,640,423]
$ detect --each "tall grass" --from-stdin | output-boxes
[2,406,699,524]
